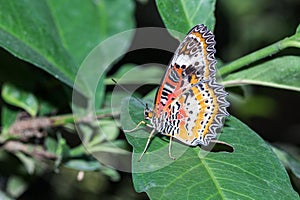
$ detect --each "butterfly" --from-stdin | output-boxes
[125,24,230,161]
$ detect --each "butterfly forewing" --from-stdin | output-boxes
[154,25,217,110]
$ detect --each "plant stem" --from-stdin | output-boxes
[7,107,118,138]
[51,107,117,126]
[219,34,300,76]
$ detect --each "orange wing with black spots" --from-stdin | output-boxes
[150,24,229,146]
[172,79,229,146]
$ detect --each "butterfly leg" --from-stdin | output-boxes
[168,136,176,160]
[138,128,155,162]
[123,121,146,132]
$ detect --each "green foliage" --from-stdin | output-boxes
[2,83,38,116]
[0,0,299,199]
[121,96,299,199]
[272,146,300,179]
[0,0,134,87]
[223,56,300,91]
[156,0,216,39]
[1,106,18,134]
[0,0,136,198]
[106,64,164,85]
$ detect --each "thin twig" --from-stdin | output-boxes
[3,140,57,160]
[7,110,120,140]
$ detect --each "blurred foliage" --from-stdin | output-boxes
[0,0,299,199]
[217,0,300,61]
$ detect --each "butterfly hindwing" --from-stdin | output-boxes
[168,79,229,146]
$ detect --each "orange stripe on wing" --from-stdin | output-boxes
[201,87,219,142]
[190,85,205,140]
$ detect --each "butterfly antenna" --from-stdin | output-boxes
[111,79,146,106]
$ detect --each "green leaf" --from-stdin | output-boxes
[6,176,27,198]
[15,152,35,175]
[272,146,300,179]
[99,120,120,141]
[103,62,165,115]
[44,137,58,154]
[103,91,131,114]
[38,99,57,116]
[0,0,135,87]
[54,133,70,167]
[121,97,299,199]
[76,122,99,148]
[156,0,216,39]
[95,75,106,109]
[223,56,300,92]
[56,133,70,157]
[106,64,164,85]
[89,140,129,155]
[1,83,38,116]
[101,167,121,182]
[296,24,300,34]
[85,119,120,148]
[64,159,121,181]
[1,105,18,134]
[0,190,13,200]
[73,27,134,110]
[64,159,102,171]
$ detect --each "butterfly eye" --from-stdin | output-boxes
[144,107,153,119]
[148,112,153,118]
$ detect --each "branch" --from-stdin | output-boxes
[7,109,119,140]
[3,140,57,160]
[219,32,300,76]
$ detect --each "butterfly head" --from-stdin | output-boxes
[144,103,154,120]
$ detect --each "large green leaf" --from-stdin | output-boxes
[223,56,300,91]
[156,0,216,39]
[121,97,299,199]
[0,0,135,88]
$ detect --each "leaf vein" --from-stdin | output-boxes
[201,159,226,199]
